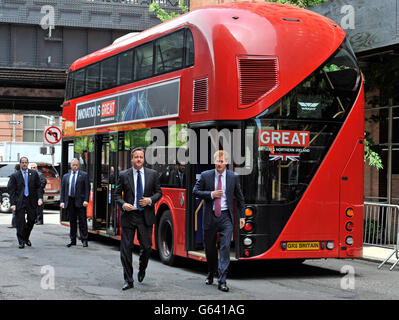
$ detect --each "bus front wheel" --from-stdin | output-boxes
[157,210,176,266]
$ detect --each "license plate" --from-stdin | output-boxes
[286,241,320,251]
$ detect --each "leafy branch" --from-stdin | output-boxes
[364,136,383,169]
[149,0,188,22]
[264,0,330,8]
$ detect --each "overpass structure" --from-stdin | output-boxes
[0,0,185,113]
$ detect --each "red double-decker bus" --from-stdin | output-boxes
[61,2,364,264]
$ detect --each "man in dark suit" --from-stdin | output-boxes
[115,147,162,291]
[7,164,20,229]
[193,150,245,292]
[29,163,47,225]
[8,157,43,249]
[60,159,90,247]
[168,162,186,188]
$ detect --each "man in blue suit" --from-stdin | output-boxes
[193,150,245,292]
[60,159,90,247]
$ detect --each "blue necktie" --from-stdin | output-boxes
[24,171,29,197]
[70,171,76,197]
[136,170,143,211]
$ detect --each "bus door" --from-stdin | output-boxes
[94,134,118,235]
[186,122,243,258]
[185,124,214,253]
[214,123,244,260]
[61,136,95,228]
[60,139,74,223]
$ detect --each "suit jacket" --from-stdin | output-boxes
[193,169,245,230]
[60,170,90,208]
[38,171,47,194]
[168,169,186,188]
[115,167,162,227]
[7,169,43,210]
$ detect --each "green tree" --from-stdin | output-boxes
[364,137,383,170]
[265,0,329,8]
[149,0,188,23]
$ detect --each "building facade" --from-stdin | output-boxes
[0,0,183,164]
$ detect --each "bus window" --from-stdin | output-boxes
[118,50,133,85]
[101,56,118,90]
[73,136,89,172]
[65,72,74,101]
[134,42,154,80]
[155,30,184,75]
[86,62,100,94]
[265,40,361,121]
[73,69,85,98]
[185,29,194,67]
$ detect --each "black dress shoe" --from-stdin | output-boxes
[205,273,214,285]
[82,241,88,247]
[122,282,134,291]
[218,282,229,292]
[18,243,25,249]
[66,242,76,248]
[25,240,31,247]
[138,270,145,283]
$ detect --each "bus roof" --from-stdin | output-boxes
[69,2,344,72]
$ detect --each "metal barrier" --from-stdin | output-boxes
[364,202,399,248]
[364,202,399,270]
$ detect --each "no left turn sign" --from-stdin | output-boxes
[44,126,62,144]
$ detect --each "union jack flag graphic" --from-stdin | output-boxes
[269,154,300,161]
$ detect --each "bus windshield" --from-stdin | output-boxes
[243,38,361,204]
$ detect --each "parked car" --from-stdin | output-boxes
[0,162,18,213]
[0,162,60,213]
[37,163,60,205]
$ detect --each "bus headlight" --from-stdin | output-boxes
[326,241,334,250]
[345,236,354,246]
[243,237,253,246]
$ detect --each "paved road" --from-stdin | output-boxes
[1,211,399,302]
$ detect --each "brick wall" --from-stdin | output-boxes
[0,114,23,142]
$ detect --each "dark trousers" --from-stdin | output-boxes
[67,197,88,242]
[120,212,152,283]
[203,210,233,284]
[15,197,37,245]
[36,204,44,223]
[11,211,16,227]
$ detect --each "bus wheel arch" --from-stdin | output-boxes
[156,206,176,266]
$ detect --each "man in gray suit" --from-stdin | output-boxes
[193,150,245,292]
[60,159,90,248]
[115,147,162,291]
[28,163,47,225]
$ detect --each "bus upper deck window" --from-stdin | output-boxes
[101,56,118,90]
[134,42,154,81]
[185,29,194,67]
